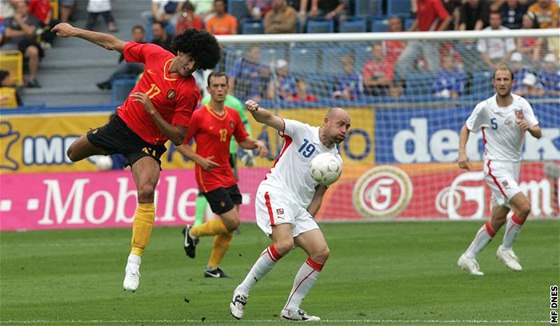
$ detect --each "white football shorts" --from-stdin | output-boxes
[254,184,319,237]
[484,160,521,207]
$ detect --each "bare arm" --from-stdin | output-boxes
[307,185,327,217]
[51,23,126,52]
[239,138,268,157]
[518,121,542,139]
[176,144,220,170]
[129,92,188,145]
[458,124,472,170]
[245,100,285,132]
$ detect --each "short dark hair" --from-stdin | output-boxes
[172,29,222,70]
[207,71,228,85]
[132,25,145,33]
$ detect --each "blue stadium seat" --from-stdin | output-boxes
[241,19,264,34]
[262,45,287,64]
[354,0,382,18]
[320,48,353,74]
[306,19,334,33]
[371,18,389,32]
[387,1,412,17]
[228,0,248,21]
[111,79,137,103]
[471,71,493,98]
[405,72,435,97]
[339,17,367,33]
[289,47,318,74]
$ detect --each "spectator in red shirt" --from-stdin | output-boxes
[362,43,394,96]
[178,72,267,278]
[52,22,221,292]
[395,0,452,79]
[176,1,203,34]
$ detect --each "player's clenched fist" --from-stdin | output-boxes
[245,100,259,112]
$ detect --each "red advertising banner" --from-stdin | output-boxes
[320,162,559,221]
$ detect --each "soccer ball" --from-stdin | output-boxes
[310,152,342,186]
[95,155,113,171]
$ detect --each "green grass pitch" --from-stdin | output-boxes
[1,220,558,325]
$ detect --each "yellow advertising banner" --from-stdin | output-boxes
[0,107,373,174]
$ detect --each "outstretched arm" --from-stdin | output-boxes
[245,99,285,132]
[458,124,472,170]
[51,23,126,53]
[176,144,220,170]
[307,185,327,217]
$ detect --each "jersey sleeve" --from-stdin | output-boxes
[283,119,311,138]
[172,87,200,127]
[465,102,487,132]
[123,42,164,64]
[521,98,539,127]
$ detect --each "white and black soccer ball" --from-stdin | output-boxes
[95,155,113,171]
[310,152,342,186]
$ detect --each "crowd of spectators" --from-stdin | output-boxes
[0,0,558,106]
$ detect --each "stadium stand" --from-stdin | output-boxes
[0,50,24,86]
[306,19,334,33]
[339,17,368,33]
[354,0,382,18]
[241,19,264,34]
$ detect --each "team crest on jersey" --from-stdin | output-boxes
[515,109,523,120]
[167,90,177,99]
[502,180,509,188]
[229,121,235,129]
[276,208,284,215]
[505,119,512,125]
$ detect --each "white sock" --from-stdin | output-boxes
[127,254,141,266]
[464,222,495,259]
[283,258,324,312]
[502,215,524,249]
[238,245,281,294]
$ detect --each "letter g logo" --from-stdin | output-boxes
[352,166,413,219]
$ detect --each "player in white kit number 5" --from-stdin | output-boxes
[457,65,542,276]
[229,100,351,321]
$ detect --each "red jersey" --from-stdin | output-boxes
[28,0,51,22]
[186,105,249,192]
[416,0,450,31]
[117,42,200,145]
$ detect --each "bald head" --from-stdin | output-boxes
[320,107,351,148]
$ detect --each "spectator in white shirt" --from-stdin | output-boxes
[477,11,516,70]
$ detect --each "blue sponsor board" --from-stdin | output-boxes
[375,103,560,164]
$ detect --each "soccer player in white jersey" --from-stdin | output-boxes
[457,65,542,276]
[229,100,351,321]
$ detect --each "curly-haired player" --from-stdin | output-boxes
[51,23,221,292]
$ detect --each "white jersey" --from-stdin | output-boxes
[260,119,340,209]
[466,93,539,162]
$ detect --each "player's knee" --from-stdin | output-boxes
[224,219,240,231]
[517,202,531,218]
[66,147,79,162]
[311,246,330,263]
[137,184,156,201]
[274,239,294,256]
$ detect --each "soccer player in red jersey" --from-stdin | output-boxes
[177,72,268,278]
[51,23,221,292]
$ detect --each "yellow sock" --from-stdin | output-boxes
[207,231,233,270]
[130,203,155,256]
[191,218,228,238]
